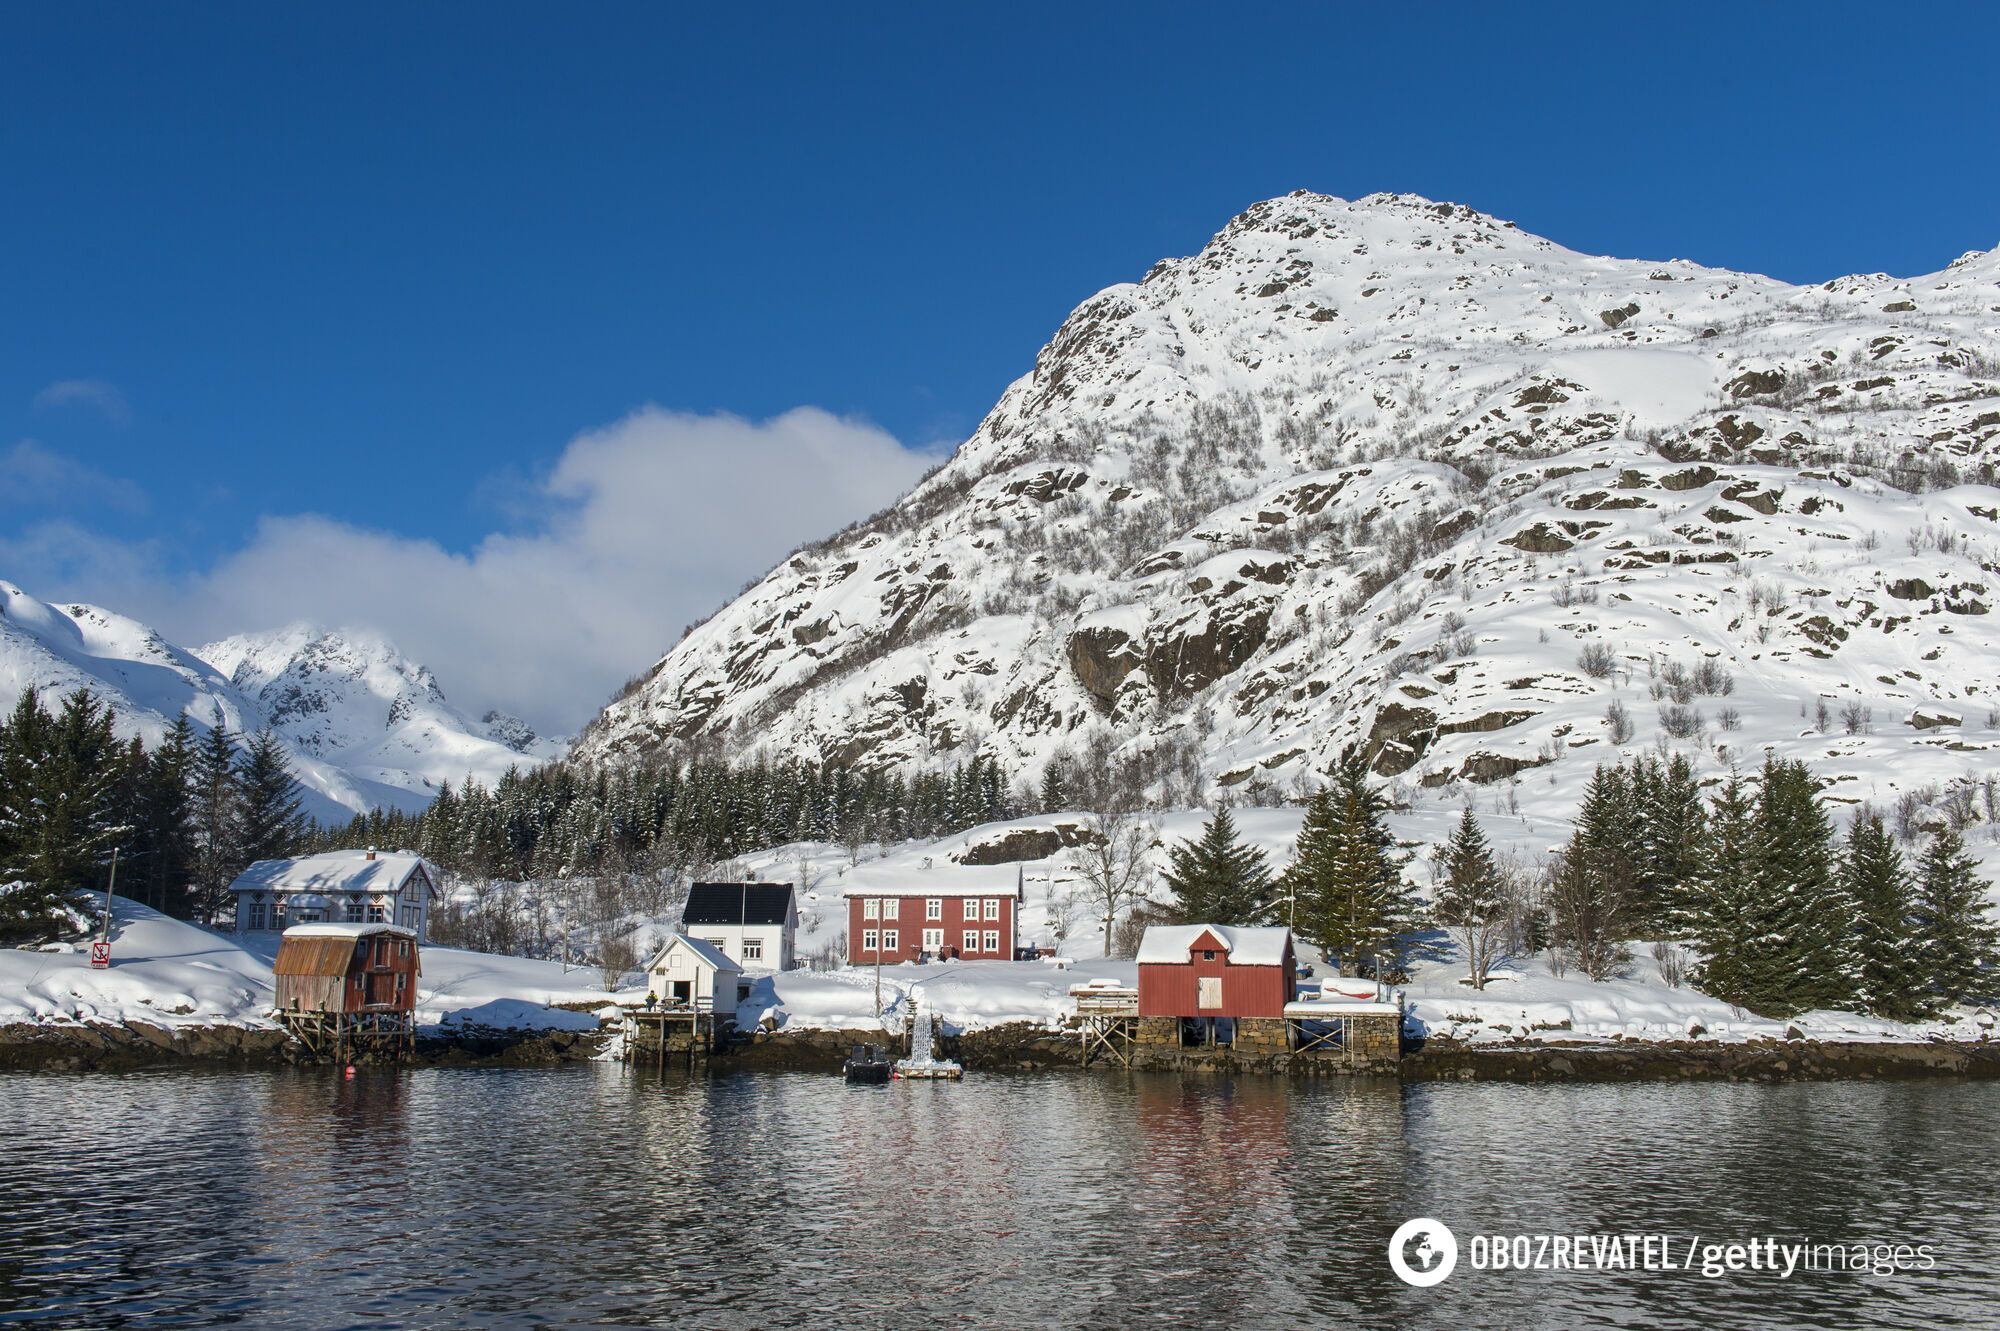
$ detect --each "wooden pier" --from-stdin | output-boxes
[1070,983,1140,1068]
[623,999,730,1070]
[276,1009,415,1062]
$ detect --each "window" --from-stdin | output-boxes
[1202,950,1217,961]
[881,899,899,919]
[248,902,267,931]
[704,938,727,953]
[395,972,407,994]
[984,898,1000,921]
[397,940,410,959]
[346,898,366,923]
[742,937,764,961]
[925,898,942,920]
[962,897,979,919]
[983,930,1000,953]
[962,930,980,953]
[367,904,387,923]
[863,898,880,919]
[862,929,879,952]
[881,929,899,952]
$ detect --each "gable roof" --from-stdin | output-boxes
[1136,924,1293,967]
[645,932,742,974]
[682,882,795,927]
[228,851,436,900]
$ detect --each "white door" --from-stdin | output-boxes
[1197,976,1223,1009]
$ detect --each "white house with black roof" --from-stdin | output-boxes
[680,881,798,971]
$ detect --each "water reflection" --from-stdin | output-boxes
[1,1068,1996,1329]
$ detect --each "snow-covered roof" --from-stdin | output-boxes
[645,932,742,974]
[282,922,417,941]
[1284,999,1402,1018]
[840,881,1020,900]
[228,850,435,898]
[1137,924,1293,967]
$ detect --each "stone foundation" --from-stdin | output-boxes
[1233,1018,1291,1056]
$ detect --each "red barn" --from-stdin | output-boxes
[842,881,1021,965]
[272,922,420,1058]
[1136,924,1297,1018]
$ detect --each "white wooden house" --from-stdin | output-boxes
[230,849,440,941]
[680,881,798,971]
[644,932,745,1011]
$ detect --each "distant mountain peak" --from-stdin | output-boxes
[573,195,2000,821]
[0,581,558,818]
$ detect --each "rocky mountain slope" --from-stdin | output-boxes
[576,191,2000,819]
[0,579,556,818]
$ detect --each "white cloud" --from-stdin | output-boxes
[32,378,132,425]
[0,440,148,512]
[71,406,941,736]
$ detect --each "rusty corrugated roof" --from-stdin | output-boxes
[273,936,363,978]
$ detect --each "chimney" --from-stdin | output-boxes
[366,847,377,862]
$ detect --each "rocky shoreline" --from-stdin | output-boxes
[0,1020,605,1072]
[7,1017,1997,1082]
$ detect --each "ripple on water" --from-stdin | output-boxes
[1,1068,1996,1329]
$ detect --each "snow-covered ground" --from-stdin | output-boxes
[0,896,614,1033]
[717,806,2000,1044]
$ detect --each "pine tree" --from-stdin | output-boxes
[134,713,196,917]
[0,688,127,940]
[236,728,305,867]
[1634,753,1706,937]
[1434,806,1507,988]
[188,721,240,923]
[1689,768,1761,1008]
[1283,749,1414,976]
[1546,765,1640,978]
[1160,807,1273,925]
[1911,825,2000,1011]
[1743,757,1855,1015]
[1844,810,1923,1019]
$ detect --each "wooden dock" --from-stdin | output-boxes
[1070,983,1140,1068]
[622,999,730,1070]
[276,1008,415,1062]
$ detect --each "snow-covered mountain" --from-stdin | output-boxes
[0,580,558,819]
[576,191,2000,820]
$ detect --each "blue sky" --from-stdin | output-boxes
[3,3,1995,729]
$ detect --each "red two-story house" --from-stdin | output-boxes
[842,880,1021,965]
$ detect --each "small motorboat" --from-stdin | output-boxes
[843,1043,892,1083]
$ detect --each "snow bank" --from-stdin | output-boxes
[0,896,620,1034]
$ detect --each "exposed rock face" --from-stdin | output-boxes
[571,192,2000,810]
[952,822,1102,865]
[1066,626,1143,710]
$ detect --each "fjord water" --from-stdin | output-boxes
[2,1068,1995,1329]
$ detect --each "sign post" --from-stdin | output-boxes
[91,846,120,969]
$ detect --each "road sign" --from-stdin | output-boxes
[89,940,110,969]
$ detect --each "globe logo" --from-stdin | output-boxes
[1388,1218,1459,1287]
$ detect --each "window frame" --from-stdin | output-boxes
[984,897,1000,921]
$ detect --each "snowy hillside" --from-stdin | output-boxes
[578,191,2000,825]
[0,580,556,819]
